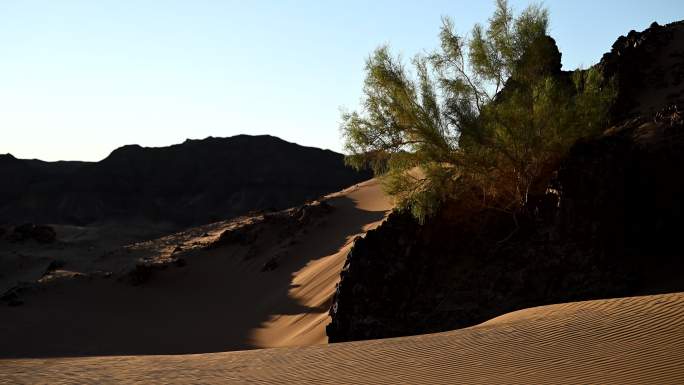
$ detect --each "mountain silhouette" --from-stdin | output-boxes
[0,135,371,227]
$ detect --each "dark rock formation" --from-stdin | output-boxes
[209,225,259,248]
[0,135,370,227]
[7,224,57,243]
[126,260,175,286]
[329,115,684,342]
[44,260,65,275]
[208,199,334,249]
[598,20,684,121]
[328,21,684,343]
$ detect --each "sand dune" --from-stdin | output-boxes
[3,179,683,383]
[250,179,393,348]
[0,179,392,357]
[2,292,683,384]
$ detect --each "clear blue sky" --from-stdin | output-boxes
[1,1,682,161]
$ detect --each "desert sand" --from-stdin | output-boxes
[2,179,684,383]
[0,178,392,357]
[1,292,683,384]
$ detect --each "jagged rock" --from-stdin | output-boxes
[598,20,684,121]
[295,200,334,224]
[208,200,334,252]
[208,226,258,248]
[126,256,188,285]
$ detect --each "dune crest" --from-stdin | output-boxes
[249,179,393,348]
[0,179,392,357]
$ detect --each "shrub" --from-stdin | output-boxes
[342,0,615,221]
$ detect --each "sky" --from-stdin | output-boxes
[1,1,682,161]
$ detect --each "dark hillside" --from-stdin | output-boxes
[0,135,370,227]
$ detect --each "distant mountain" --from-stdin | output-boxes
[0,135,371,226]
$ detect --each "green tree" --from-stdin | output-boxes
[342,0,614,221]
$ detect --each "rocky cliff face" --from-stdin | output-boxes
[327,21,684,343]
[0,135,370,227]
[598,20,684,121]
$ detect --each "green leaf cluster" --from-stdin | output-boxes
[342,0,615,222]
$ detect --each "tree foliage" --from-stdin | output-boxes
[342,0,615,221]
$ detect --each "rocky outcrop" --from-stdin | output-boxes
[329,113,684,342]
[208,199,334,271]
[7,223,57,243]
[328,21,684,343]
[598,20,684,121]
[0,135,369,227]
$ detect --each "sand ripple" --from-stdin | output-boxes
[2,292,683,384]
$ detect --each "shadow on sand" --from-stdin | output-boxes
[0,194,387,358]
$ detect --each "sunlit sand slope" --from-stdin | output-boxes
[0,178,392,357]
[2,292,683,384]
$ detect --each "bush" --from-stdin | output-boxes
[342,0,615,221]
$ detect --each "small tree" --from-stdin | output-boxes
[342,0,614,221]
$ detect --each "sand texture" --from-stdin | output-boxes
[2,179,683,383]
[2,292,683,384]
[0,179,392,357]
